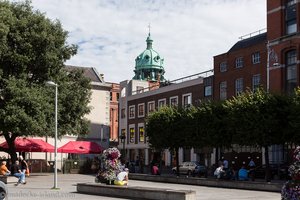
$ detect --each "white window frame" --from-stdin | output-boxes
[252,74,261,91]
[128,105,135,119]
[138,123,145,143]
[204,86,212,97]
[129,124,135,143]
[219,61,227,72]
[235,78,244,95]
[158,98,166,109]
[252,52,260,64]
[235,57,243,68]
[169,96,178,106]
[148,101,155,114]
[182,93,192,107]
[220,81,227,100]
[137,103,145,118]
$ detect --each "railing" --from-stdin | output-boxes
[132,69,214,95]
[238,28,267,40]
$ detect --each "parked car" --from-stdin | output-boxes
[254,164,289,180]
[172,161,207,177]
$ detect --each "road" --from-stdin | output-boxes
[6,173,280,200]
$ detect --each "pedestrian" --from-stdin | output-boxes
[11,160,26,185]
[214,165,225,179]
[223,158,229,170]
[0,161,11,176]
[19,156,29,177]
[151,163,160,175]
[248,159,256,181]
[114,168,129,186]
[238,165,248,181]
[134,156,140,173]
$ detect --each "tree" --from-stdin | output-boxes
[0,1,91,161]
[225,89,288,181]
[146,106,194,175]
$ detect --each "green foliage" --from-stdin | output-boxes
[0,1,91,160]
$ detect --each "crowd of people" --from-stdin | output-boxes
[213,158,256,181]
[0,156,29,185]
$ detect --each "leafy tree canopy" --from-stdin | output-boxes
[0,1,91,160]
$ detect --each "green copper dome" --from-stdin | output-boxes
[133,33,165,81]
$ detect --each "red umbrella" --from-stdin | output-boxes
[0,137,54,152]
[58,141,103,154]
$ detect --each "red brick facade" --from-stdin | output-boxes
[214,0,300,99]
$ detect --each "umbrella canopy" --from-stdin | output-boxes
[58,141,103,154]
[0,138,54,152]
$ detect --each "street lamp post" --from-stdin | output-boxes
[120,135,126,159]
[46,81,58,189]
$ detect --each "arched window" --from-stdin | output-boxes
[286,50,297,94]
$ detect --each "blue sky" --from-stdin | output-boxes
[28,0,266,83]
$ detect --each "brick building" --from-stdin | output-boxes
[213,0,300,164]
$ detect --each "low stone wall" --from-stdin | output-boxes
[77,182,196,200]
[129,174,283,192]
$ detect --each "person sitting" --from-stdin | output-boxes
[11,160,26,185]
[238,165,248,181]
[114,168,129,186]
[151,163,160,175]
[214,165,225,179]
[0,161,11,176]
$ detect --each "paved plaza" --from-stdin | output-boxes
[6,173,280,200]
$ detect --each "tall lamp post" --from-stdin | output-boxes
[120,134,126,159]
[46,81,58,189]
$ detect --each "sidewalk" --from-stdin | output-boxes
[6,173,280,200]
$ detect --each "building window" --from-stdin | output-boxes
[129,127,135,143]
[220,81,227,100]
[204,86,212,97]
[252,52,260,64]
[138,103,145,118]
[148,101,155,113]
[136,86,144,94]
[129,105,135,119]
[235,57,243,68]
[219,62,227,72]
[110,92,113,101]
[139,127,144,142]
[252,74,261,91]
[121,108,125,119]
[286,0,297,35]
[170,96,178,106]
[121,129,126,141]
[286,50,297,94]
[182,93,192,108]
[235,78,244,95]
[158,99,166,109]
[116,93,120,101]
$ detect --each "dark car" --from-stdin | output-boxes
[254,164,289,180]
[193,164,208,178]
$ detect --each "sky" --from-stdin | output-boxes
[27,0,266,83]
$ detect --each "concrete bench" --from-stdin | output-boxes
[77,182,196,200]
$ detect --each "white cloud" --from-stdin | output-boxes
[29,0,266,83]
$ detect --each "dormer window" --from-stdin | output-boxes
[145,55,150,60]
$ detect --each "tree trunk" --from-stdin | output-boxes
[264,145,271,182]
[4,132,18,163]
[176,147,180,176]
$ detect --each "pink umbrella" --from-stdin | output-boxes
[0,137,54,152]
[58,141,103,154]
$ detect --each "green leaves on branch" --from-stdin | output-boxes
[146,88,300,152]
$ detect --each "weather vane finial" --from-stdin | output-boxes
[148,23,151,36]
